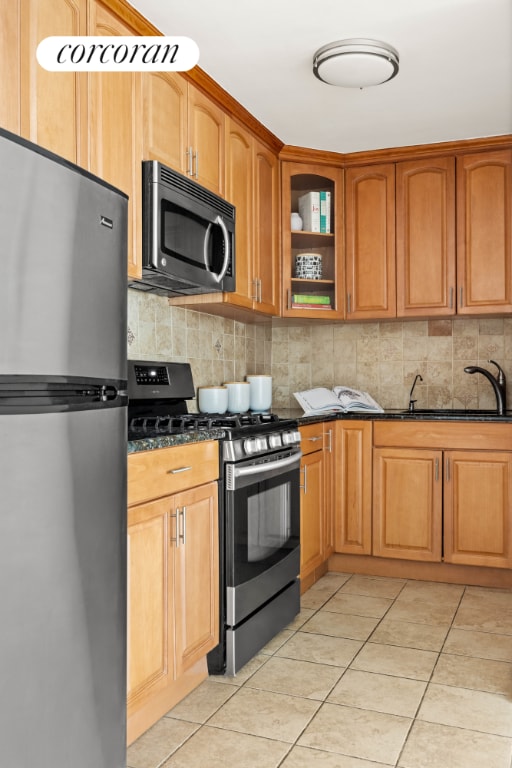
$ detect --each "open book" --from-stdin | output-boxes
[294,386,384,415]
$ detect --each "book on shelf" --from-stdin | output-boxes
[297,191,320,232]
[319,190,331,233]
[292,294,331,304]
[293,386,384,416]
[291,302,332,310]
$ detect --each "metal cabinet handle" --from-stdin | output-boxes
[435,457,439,482]
[170,511,179,547]
[446,458,451,482]
[179,507,186,546]
[167,466,192,474]
[186,146,193,176]
[252,278,259,301]
[299,466,307,494]
[307,435,323,443]
[325,429,333,453]
[459,286,463,307]
[258,278,262,303]
[193,150,198,178]
[347,292,351,314]
[449,286,454,309]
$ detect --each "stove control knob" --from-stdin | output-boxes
[292,430,302,444]
[244,437,259,454]
[256,436,268,452]
[268,433,282,449]
[282,431,295,445]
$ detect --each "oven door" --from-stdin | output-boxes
[224,448,301,627]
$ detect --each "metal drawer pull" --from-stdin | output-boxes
[326,429,333,453]
[168,466,192,474]
[308,435,322,442]
[299,466,307,494]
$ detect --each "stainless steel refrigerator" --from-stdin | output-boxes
[0,128,128,767]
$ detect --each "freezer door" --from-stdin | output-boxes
[0,407,127,767]
[0,131,127,381]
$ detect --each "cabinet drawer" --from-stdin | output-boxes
[128,441,219,506]
[374,420,512,451]
[299,423,325,454]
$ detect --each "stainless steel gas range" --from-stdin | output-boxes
[128,360,301,677]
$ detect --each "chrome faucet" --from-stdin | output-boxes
[463,359,507,415]
[408,373,423,412]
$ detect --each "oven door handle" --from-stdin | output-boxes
[232,451,302,481]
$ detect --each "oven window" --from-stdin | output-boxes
[226,465,300,586]
[248,482,291,561]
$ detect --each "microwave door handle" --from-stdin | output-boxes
[204,215,230,283]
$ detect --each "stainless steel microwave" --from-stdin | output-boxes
[129,161,235,297]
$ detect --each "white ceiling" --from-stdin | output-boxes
[129,0,512,154]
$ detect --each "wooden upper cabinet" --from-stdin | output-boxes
[142,71,187,170]
[225,118,254,310]
[18,0,87,165]
[457,149,512,314]
[396,157,456,317]
[253,139,280,315]
[345,163,396,319]
[0,0,21,133]
[88,0,142,279]
[187,83,225,196]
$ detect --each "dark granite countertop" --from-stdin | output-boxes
[275,408,512,425]
[127,428,226,454]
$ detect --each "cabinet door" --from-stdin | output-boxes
[373,447,443,561]
[224,118,254,310]
[300,449,324,579]
[396,157,456,317]
[187,83,224,196]
[20,0,87,165]
[281,161,344,319]
[174,482,219,676]
[323,424,335,557]
[345,164,396,319]
[142,71,187,171]
[457,150,512,314]
[0,0,21,133]
[127,497,174,715]
[88,0,142,279]
[254,140,280,314]
[334,420,372,555]
[444,450,512,568]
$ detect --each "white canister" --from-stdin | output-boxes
[225,381,250,413]
[246,375,272,413]
[291,212,303,231]
[197,386,228,414]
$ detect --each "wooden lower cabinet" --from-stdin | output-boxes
[334,420,372,555]
[372,422,512,569]
[299,422,335,588]
[127,443,219,744]
[373,447,443,561]
[444,450,512,568]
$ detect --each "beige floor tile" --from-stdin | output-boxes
[164,679,238,724]
[126,718,199,768]
[211,652,269,686]
[328,669,427,717]
[281,744,394,768]
[397,580,464,607]
[260,628,295,655]
[309,572,352,591]
[339,574,406,599]
[276,630,362,667]
[351,642,438,681]
[207,686,320,743]
[384,599,457,627]
[298,702,411,764]
[464,585,512,606]
[302,610,379,641]
[369,617,448,651]
[453,595,512,635]
[301,588,336,610]
[247,656,343,699]
[323,592,394,619]
[161,725,290,768]
[444,627,512,662]
[418,682,512,736]
[431,653,512,696]
[286,607,315,630]
[398,720,512,768]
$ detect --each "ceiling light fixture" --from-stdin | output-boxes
[313,38,399,88]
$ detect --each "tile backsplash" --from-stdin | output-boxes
[127,290,271,411]
[128,290,512,413]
